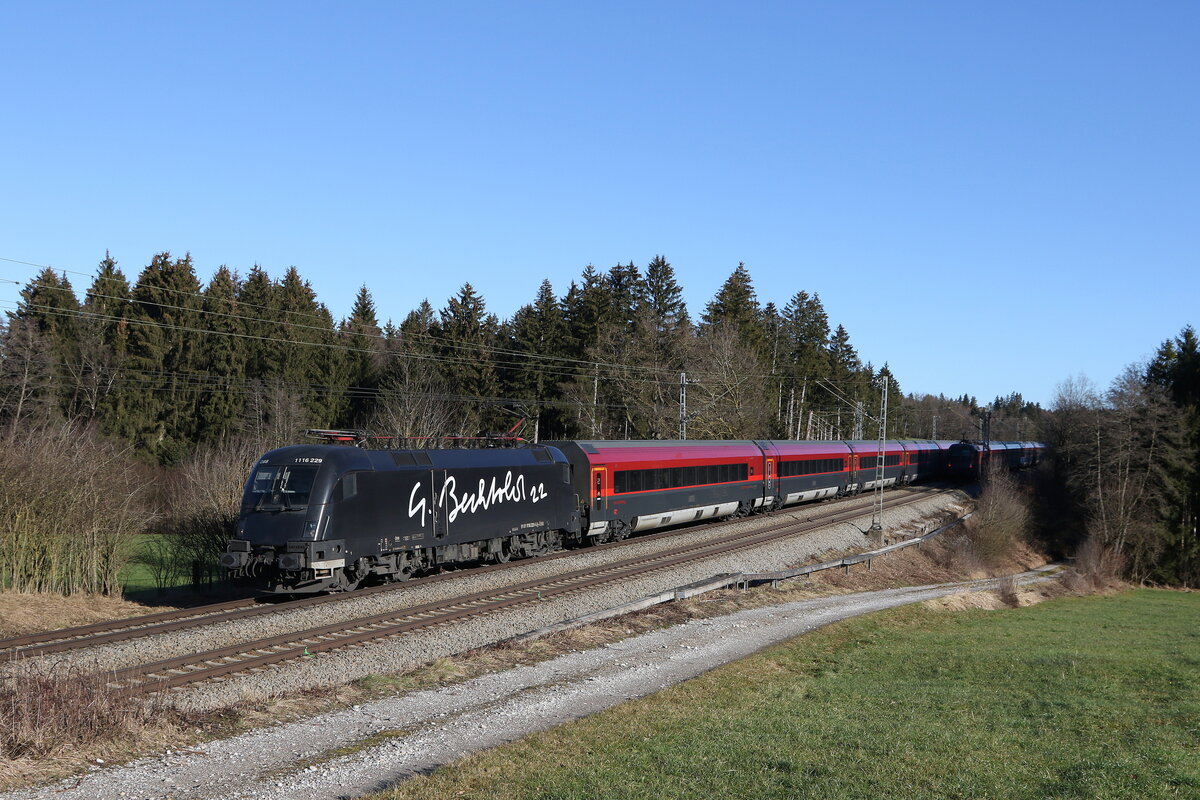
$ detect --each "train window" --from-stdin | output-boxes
[612,462,750,493]
[247,465,318,509]
[335,473,357,502]
[781,458,847,477]
[886,455,901,466]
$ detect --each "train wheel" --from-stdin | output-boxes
[333,568,361,592]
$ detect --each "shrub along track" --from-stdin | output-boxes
[98,487,951,696]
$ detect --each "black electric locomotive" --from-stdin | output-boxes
[219,443,580,593]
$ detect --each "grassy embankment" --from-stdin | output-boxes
[378,589,1200,800]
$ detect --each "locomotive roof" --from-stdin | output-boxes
[257,443,569,471]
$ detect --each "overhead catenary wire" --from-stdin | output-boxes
[0,353,661,413]
[1,256,956,441]
[1,300,686,390]
[2,274,698,381]
[2,254,906,386]
[4,348,917,439]
[3,258,687,378]
[1,297,893,393]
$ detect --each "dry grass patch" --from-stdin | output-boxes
[0,590,177,639]
[0,660,182,790]
[1062,535,1130,594]
[925,582,1066,612]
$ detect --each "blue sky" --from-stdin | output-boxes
[1,1,1196,408]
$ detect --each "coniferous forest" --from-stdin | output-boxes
[1,253,1015,456]
[1,252,1196,591]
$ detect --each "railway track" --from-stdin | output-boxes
[0,486,943,663]
[99,487,951,695]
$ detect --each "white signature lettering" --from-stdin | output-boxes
[408,470,546,527]
[408,483,427,528]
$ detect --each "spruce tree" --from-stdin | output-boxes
[563,265,612,359]
[701,263,764,352]
[84,253,131,358]
[340,285,385,427]
[828,324,861,377]
[1147,325,1200,585]
[237,265,279,383]
[12,268,81,418]
[197,266,245,441]
[77,254,131,421]
[117,252,204,462]
[643,255,689,333]
[604,261,645,329]
[781,291,831,437]
[398,299,438,352]
[437,283,501,434]
[277,266,333,426]
[505,279,570,437]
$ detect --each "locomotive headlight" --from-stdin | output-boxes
[304,521,318,536]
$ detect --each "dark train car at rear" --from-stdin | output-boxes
[945,440,1046,482]
[220,444,579,592]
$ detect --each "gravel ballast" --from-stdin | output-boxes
[172,490,965,711]
[3,566,1058,800]
[8,492,967,706]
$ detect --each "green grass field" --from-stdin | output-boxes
[380,589,1200,800]
[117,534,178,594]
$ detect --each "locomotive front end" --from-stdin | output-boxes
[220,445,362,592]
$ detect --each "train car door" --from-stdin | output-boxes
[591,466,608,517]
[765,457,775,498]
[432,469,449,539]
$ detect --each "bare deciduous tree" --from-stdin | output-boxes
[686,324,771,440]
[0,423,151,595]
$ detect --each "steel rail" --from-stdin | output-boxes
[2,486,937,660]
[109,489,949,695]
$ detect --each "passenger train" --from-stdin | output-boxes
[220,435,1044,593]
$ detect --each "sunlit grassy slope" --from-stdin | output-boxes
[379,589,1200,800]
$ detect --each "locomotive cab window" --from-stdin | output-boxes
[248,465,318,509]
[333,472,357,502]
